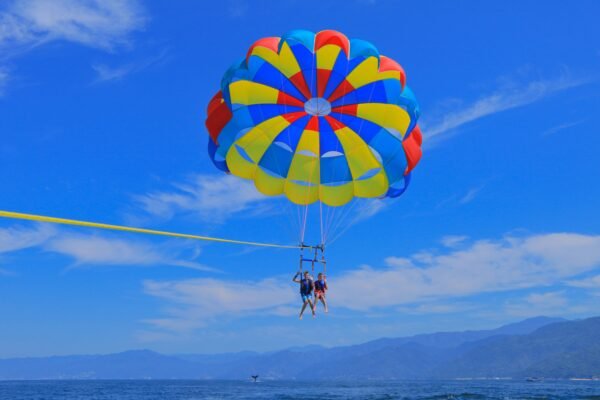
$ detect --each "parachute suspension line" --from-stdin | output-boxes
[328,198,362,247]
[273,170,300,245]
[324,203,339,244]
[321,246,328,276]
[322,205,329,244]
[327,200,350,245]
[319,200,324,246]
[328,200,371,247]
[322,204,332,244]
[299,199,309,244]
[323,204,331,243]
[296,204,303,244]
[0,210,306,250]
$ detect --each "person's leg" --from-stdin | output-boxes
[299,298,308,319]
[308,298,315,316]
[321,296,328,313]
[315,293,324,310]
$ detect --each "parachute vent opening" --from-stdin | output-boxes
[304,97,331,116]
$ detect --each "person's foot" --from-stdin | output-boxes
[312,313,316,318]
[299,314,303,320]
[325,308,328,313]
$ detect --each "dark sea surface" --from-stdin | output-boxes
[0,380,598,400]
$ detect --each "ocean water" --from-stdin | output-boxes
[0,380,598,400]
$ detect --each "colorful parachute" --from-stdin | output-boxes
[206,29,422,208]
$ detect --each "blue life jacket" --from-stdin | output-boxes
[300,278,313,295]
[315,279,326,292]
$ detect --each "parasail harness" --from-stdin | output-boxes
[299,242,326,276]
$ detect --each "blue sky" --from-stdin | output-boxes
[1,0,600,357]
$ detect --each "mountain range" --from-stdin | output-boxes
[1,316,599,380]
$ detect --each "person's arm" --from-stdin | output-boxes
[324,281,328,291]
[292,272,301,283]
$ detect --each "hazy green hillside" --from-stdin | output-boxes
[438,317,600,378]
[1,317,597,380]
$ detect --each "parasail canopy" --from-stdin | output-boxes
[206,29,422,208]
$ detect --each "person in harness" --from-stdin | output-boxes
[293,270,315,319]
[314,273,328,313]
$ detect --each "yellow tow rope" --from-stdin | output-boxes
[0,210,301,250]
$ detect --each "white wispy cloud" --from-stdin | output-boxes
[143,231,600,332]
[91,49,168,83]
[46,235,214,271]
[357,199,387,219]
[332,233,600,310]
[499,290,598,318]
[423,73,589,144]
[397,301,479,315]
[0,0,147,53]
[435,184,486,210]
[0,224,54,276]
[542,119,586,136]
[132,174,273,223]
[143,277,295,331]
[504,291,573,318]
[0,224,213,271]
[567,274,600,289]
[0,67,9,94]
[459,185,484,204]
[0,224,55,253]
[92,63,134,82]
[440,235,469,248]
[0,0,147,94]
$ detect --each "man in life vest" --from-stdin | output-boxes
[293,271,315,319]
[314,273,328,313]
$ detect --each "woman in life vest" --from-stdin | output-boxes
[293,271,315,319]
[314,273,328,313]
